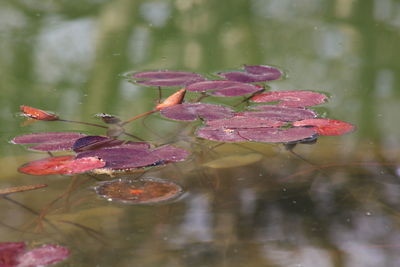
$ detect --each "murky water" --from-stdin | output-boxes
[1,0,400,266]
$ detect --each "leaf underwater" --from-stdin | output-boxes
[95,177,183,204]
[251,90,327,107]
[20,105,59,121]
[12,132,86,152]
[293,119,355,136]
[203,153,263,169]
[18,156,106,175]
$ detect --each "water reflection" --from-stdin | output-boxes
[1,0,400,266]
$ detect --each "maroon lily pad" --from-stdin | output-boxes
[11,132,86,152]
[72,136,125,152]
[160,103,234,121]
[95,177,183,204]
[131,70,205,87]
[251,90,327,107]
[151,145,190,163]
[196,126,247,142]
[18,156,106,176]
[242,105,317,121]
[16,244,69,267]
[218,65,282,83]
[293,119,355,136]
[186,80,261,97]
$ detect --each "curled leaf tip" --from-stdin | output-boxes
[20,105,59,121]
[156,88,186,110]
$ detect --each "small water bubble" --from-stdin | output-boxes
[163,236,168,241]
[366,212,372,216]
[346,218,351,222]
[258,173,263,176]
[107,198,113,201]
[282,188,287,192]
[292,200,297,204]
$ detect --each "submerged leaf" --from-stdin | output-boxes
[18,156,105,175]
[20,105,59,121]
[203,153,263,169]
[12,132,86,152]
[95,177,183,204]
[293,119,355,136]
[251,90,327,107]
[160,103,234,121]
[186,80,260,96]
[131,70,204,87]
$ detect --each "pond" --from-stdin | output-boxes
[1,0,400,266]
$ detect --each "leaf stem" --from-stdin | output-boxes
[121,110,157,126]
[58,119,108,129]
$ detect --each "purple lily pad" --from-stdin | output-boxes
[160,103,234,121]
[76,145,188,170]
[131,70,205,87]
[186,80,261,97]
[11,132,86,152]
[196,126,247,142]
[73,136,124,152]
[218,65,282,83]
[238,127,318,143]
[205,116,285,129]
[17,244,69,267]
[251,90,327,107]
[241,106,317,121]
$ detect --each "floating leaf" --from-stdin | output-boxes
[251,90,327,107]
[131,70,205,87]
[203,153,263,169]
[18,156,105,176]
[0,242,25,267]
[0,184,47,196]
[20,105,59,121]
[186,80,260,96]
[292,119,355,136]
[160,103,234,121]
[95,113,121,124]
[156,88,186,110]
[76,145,188,170]
[196,126,317,143]
[72,136,125,152]
[95,177,183,204]
[242,106,317,121]
[16,244,69,267]
[205,116,285,129]
[218,65,282,83]
[12,132,86,152]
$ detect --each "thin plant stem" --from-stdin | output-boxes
[58,119,108,129]
[121,110,156,126]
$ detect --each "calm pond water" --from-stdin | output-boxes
[1,0,400,266]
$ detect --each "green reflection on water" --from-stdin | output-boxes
[1,0,400,266]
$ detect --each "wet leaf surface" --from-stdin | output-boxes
[186,80,260,96]
[293,119,355,135]
[131,70,205,87]
[95,177,183,204]
[18,156,105,175]
[218,65,282,82]
[203,153,263,169]
[12,132,86,152]
[20,105,59,121]
[246,105,317,121]
[160,103,234,121]
[205,116,285,129]
[251,90,327,107]
[0,242,25,267]
[72,136,125,152]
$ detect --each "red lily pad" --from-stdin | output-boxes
[196,126,317,143]
[95,177,183,204]
[242,105,317,121]
[251,91,327,107]
[18,156,105,176]
[292,119,355,136]
[16,244,69,267]
[160,103,234,121]
[218,65,282,83]
[186,80,261,96]
[0,242,26,267]
[76,145,188,170]
[131,70,205,87]
[12,132,86,152]
[20,105,59,121]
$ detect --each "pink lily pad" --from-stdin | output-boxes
[293,119,355,136]
[218,65,282,83]
[186,80,261,96]
[251,90,327,107]
[242,105,317,121]
[16,244,69,267]
[160,103,234,121]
